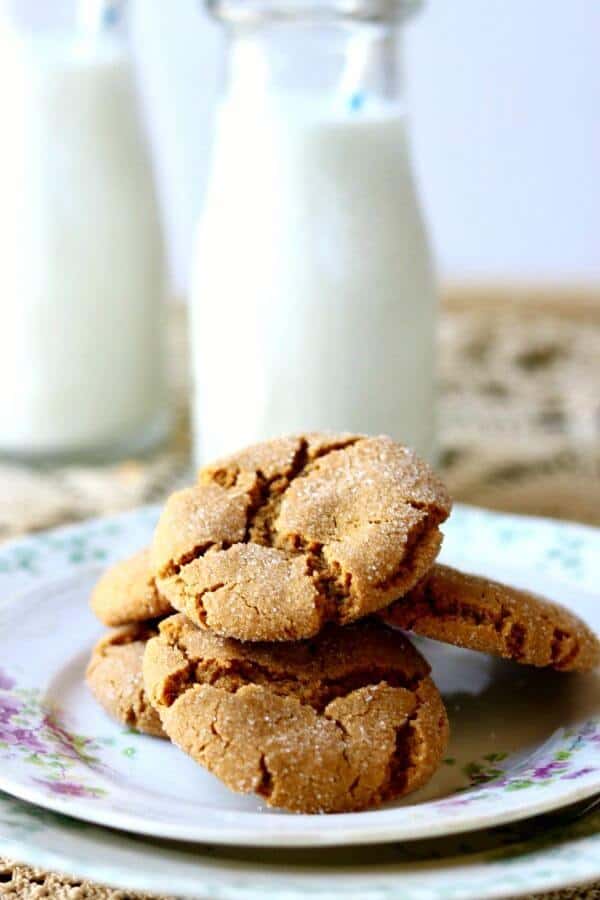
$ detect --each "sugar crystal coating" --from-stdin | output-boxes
[86,624,166,737]
[143,615,449,813]
[151,434,451,641]
[91,549,172,627]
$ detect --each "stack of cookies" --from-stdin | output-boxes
[87,434,600,813]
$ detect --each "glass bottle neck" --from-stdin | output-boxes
[221,20,404,113]
[208,1,421,27]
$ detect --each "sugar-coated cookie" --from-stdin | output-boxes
[86,624,166,737]
[151,434,451,642]
[143,614,449,813]
[381,564,600,672]
[90,549,172,627]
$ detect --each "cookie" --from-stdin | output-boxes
[151,434,451,642]
[143,614,449,813]
[381,564,600,672]
[90,549,172,627]
[86,624,165,737]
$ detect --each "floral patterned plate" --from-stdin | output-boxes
[0,504,598,849]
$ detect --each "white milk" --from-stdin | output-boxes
[191,96,437,464]
[0,28,167,458]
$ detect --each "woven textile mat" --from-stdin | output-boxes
[1,290,599,898]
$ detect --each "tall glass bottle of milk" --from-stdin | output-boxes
[0,1,168,462]
[192,0,437,463]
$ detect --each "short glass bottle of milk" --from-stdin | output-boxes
[0,1,168,462]
[192,0,438,464]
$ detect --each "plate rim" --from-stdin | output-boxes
[0,791,598,900]
[0,763,599,848]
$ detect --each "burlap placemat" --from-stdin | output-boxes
[1,289,599,898]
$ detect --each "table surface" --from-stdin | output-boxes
[1,293,598,898]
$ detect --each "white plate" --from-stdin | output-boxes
[0,783,599,899]
[0,504,598,849]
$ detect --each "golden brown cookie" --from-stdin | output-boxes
[90,549,172,627]
[151,434,451,642]
[381,564,600,672]
[143,614,449,813]
[86,624,166,737]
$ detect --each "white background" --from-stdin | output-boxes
[128,0,599,294]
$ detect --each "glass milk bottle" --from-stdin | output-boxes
[192,0,437,463]
[0,1,168,462]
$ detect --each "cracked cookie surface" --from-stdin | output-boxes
[86,624,166,737]
[143,614,449,813]
[91,549,173,627]
[151,434,451,642]
[381,564,600,672]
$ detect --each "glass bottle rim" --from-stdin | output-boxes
[206,0,422,26]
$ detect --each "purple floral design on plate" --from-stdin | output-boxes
[0,724,46,755]
[33,778,104,799]
[435,720,600,809]
[0,695,21,725]
[562,767,597,780]
[0,673,107,799]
